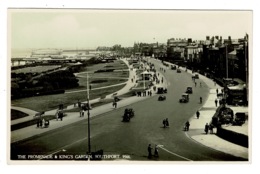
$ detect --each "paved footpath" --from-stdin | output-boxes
[181,66,248,160]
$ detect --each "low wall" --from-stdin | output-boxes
[217,127,248,148]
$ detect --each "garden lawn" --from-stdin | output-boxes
[11,84,126,112]
[11,109,29,120]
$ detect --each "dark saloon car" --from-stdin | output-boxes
[158,95,166,101]
[186,87,193,94]
[179,93,189,103]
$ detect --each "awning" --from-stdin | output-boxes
[228,50,239,60]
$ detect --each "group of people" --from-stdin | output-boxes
[56,110,64,121]
[136,90,153,97]
[36,117,49,128]
[162,118,169,128]
[147,144,159,159]
[204,123,214,134]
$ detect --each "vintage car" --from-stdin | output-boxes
[233,112,247,126]
[122,108,135,122]
[158,95,166,101]
[186,87,193,94]
[177,69,181,73]
[192,73,199,79]
[218,107,234,124]
[171,65,177,70]
[179,93,189,103]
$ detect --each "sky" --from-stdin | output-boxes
[9,9,252,50]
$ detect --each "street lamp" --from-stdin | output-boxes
[245,39,248,105]
[87,72,91,156]
[226,44,229,79]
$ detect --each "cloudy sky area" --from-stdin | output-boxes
[9,9,252,49]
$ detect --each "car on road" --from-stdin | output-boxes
[171,65,177,70]
[177,69,181,73]
[158,95,166,101]
[192,73,199,79]
[179,93,189,103]
[186,87,193,94]
[122,108,135,122]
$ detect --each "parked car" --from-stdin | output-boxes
[179,93,189,103]
[233,112,247,126]
[158,95,166,101]
[218,107,234,124]
[186,87,193,94]
[177,69,181,73]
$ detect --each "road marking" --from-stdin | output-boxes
[157,145,193,161]
[38,137,88,160]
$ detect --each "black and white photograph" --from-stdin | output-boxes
[8,8,252,164]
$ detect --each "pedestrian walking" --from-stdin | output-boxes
[195,82,197,87]
[112,101,116,108]
[41,118,45,128]
[215,99,218,107]
[209,124,214,134]
[39,119,43,127]
[184,121,190,131]
[219,99,222,106]
[200,97,202,104]
[196,110,200,119]
[82,110,85,117]
[162,119,166,128]
[154,145,159,157]
[36,119,40,128]
[216,88,219,94]
[165,118,169,127]
[204,123,209,134]
[148,144,153,159]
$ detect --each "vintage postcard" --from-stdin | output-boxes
[8,9,252,163]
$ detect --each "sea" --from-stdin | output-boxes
[11,48,33,66]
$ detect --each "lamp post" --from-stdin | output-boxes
[245,39,248,104]
[87,72,91,156]
[143,65,145,90]
[226,44,229,79]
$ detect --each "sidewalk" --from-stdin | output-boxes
[178,64,248,160]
